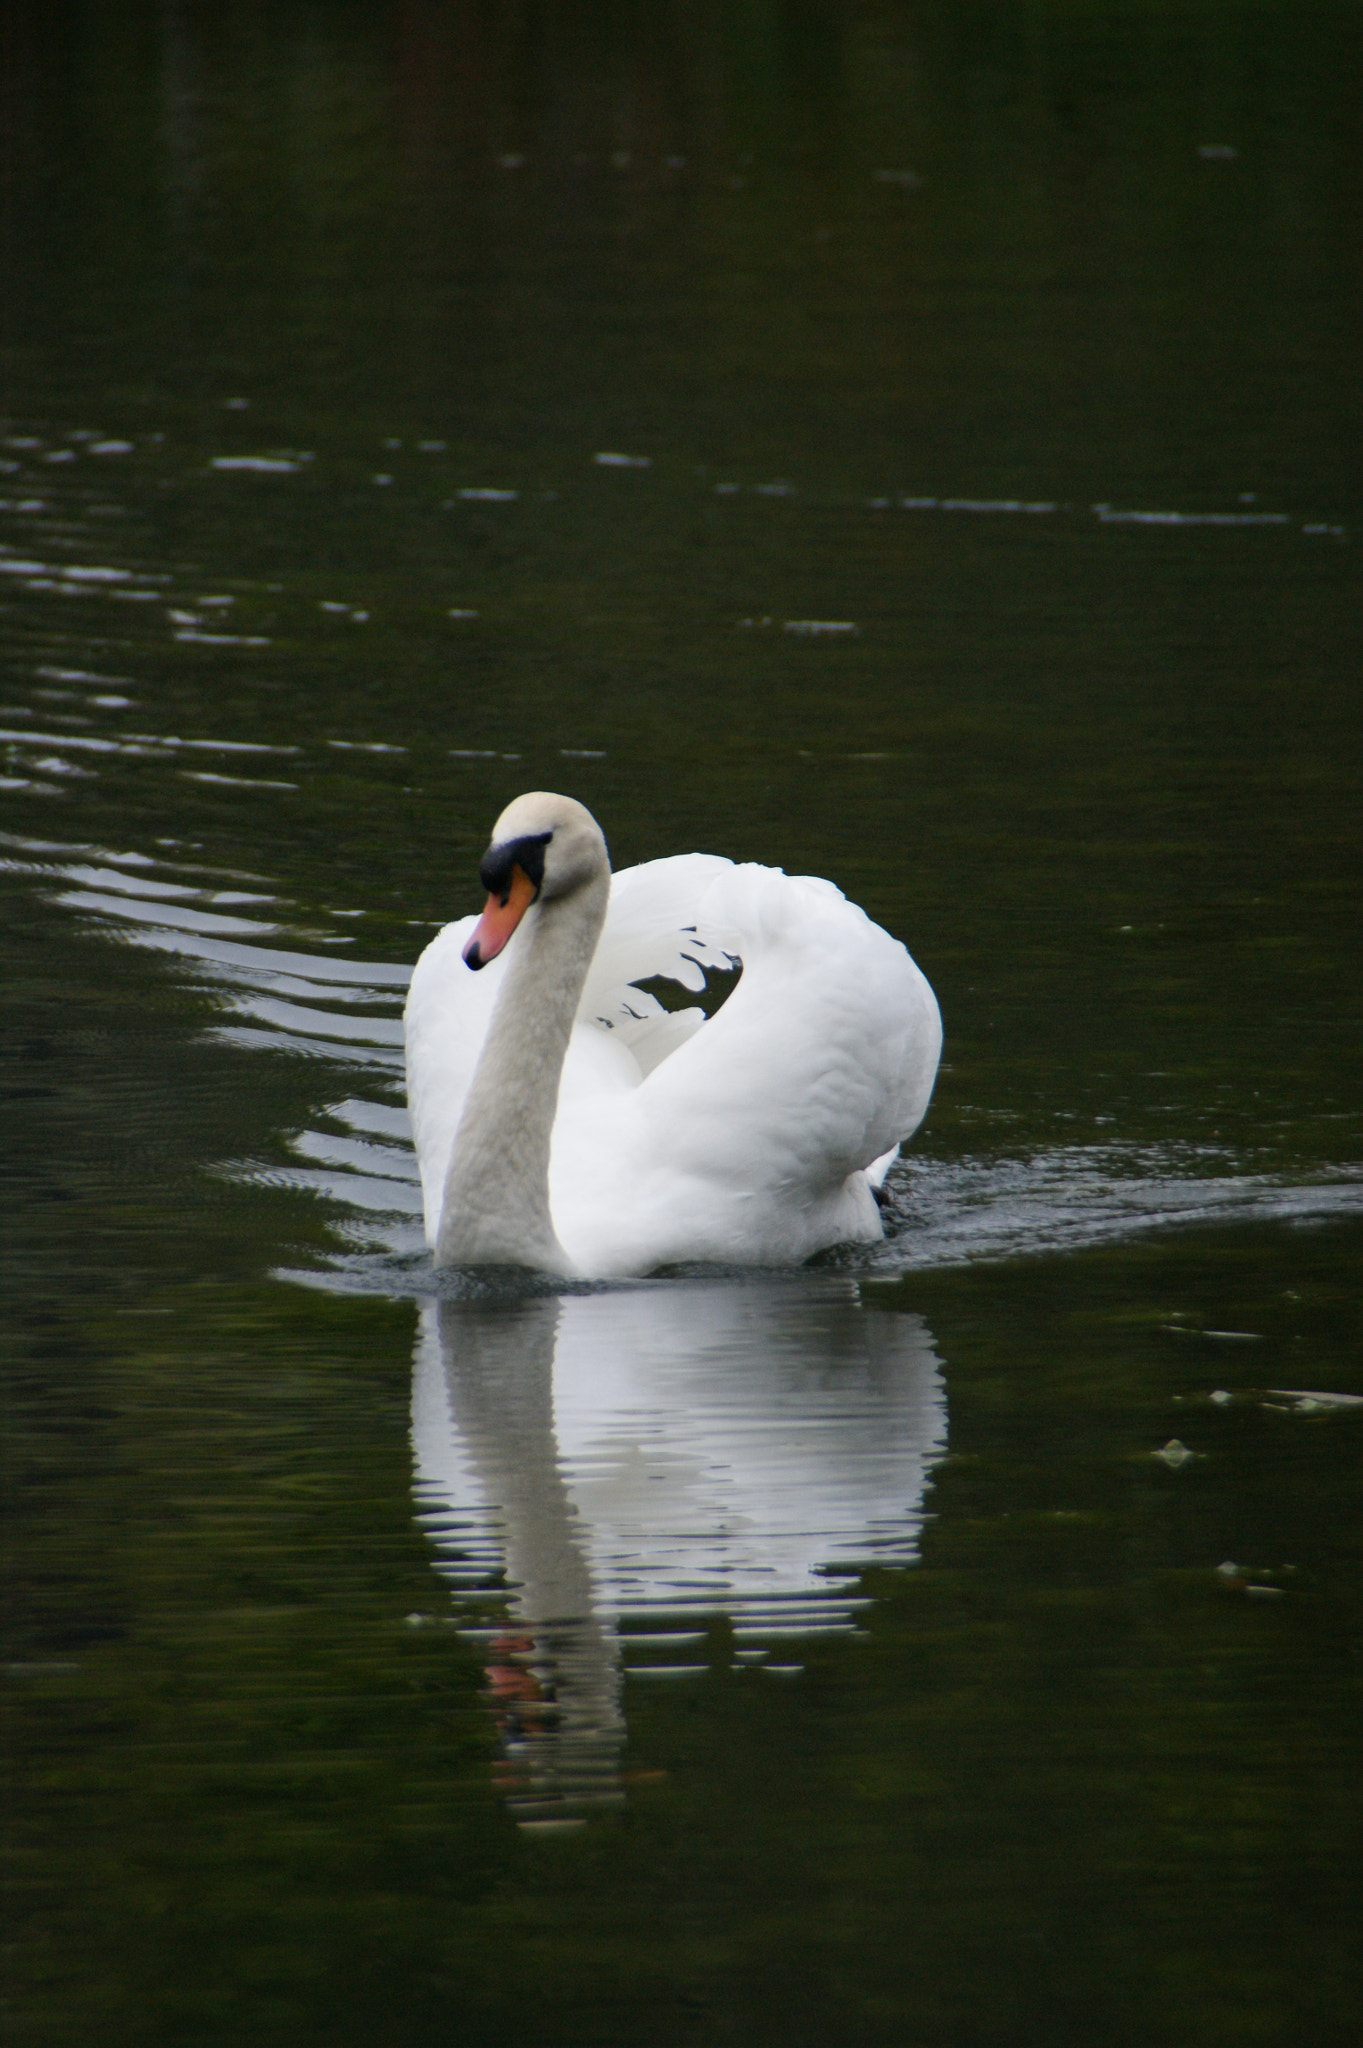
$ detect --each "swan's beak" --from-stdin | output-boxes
[463,863,538,970]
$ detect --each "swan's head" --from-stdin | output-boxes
[462,792,609,970]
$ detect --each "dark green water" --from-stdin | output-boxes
[3,5,1360,2043]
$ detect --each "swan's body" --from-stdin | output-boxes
[404,794,941,1278]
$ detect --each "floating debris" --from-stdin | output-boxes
[1160,1325,1261,1341]
[180,771,298,791]
[210,456,300,474]
[1269,1389,1363,1413]
[174,631,271,646]
[1216,1562,1286,1599]
[1095,506,1287,527]
[939,498,1056,515]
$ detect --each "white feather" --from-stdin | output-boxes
[404,835,941,1278]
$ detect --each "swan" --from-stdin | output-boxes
[403,793,942,1277]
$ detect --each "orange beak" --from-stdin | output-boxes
[463,863,538,970]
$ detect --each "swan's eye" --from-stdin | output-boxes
[480,830,552,904]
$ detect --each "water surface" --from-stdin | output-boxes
[3,5,1360,2043]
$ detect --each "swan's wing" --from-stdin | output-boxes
[583,854,744,997]
[552,858,941,1268]
[577,854,744,1078]
[626,860,941,1191]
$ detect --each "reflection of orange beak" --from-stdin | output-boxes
[463,863,538,969]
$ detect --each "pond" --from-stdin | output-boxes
[2,5,1360,2044]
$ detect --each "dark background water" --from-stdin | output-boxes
[3,4,1360,2043]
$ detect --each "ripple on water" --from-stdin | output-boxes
[20,829,1363,1289]
[14,832,1362,1826]
[873,1148,1363,1272]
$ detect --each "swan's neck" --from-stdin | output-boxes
[435,870,608,1273]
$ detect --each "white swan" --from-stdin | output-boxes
[403,793,941,1277]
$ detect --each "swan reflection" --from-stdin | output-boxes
[412,1277,946,1821]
